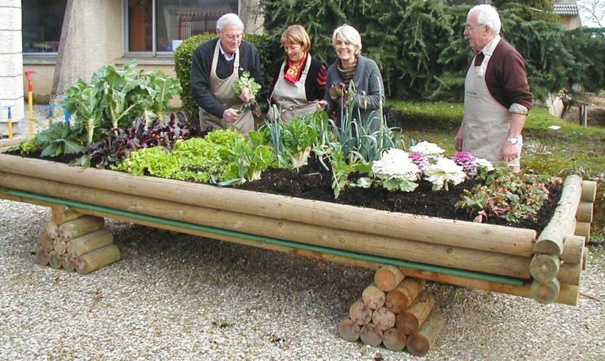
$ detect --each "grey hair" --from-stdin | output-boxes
[469,4,501,35]
[216,13,244,32]
[332,24,362,55]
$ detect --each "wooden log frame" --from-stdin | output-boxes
[0,172,534,279]
[0,182,582,306]
[0,155,591,305]
[0,155,538,257]
[533,175,583,255]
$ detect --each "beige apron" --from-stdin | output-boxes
[462,37,521,171]
[198,41,254,134]
[269,54,319,124]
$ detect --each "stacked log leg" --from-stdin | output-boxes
[35,208,120,274]
[338,265,446,356]
[406,310,446,357]
[529,176,592,305]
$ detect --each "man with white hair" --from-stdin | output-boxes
[190,13,262,135]
[455,5,533,171]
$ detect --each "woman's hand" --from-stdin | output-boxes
[318,100,328,110]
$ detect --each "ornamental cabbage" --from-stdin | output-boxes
[425,158,466,191]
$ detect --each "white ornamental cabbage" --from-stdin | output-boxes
[476,158,494,171]
[425,157,466,191]
[372,148,421,181]
[409,141,445,160]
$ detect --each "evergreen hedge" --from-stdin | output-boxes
[173,1,605,117]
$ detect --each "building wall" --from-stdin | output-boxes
[23,0,263,104]
[0,0,24,127]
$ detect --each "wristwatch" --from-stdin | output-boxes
[506,136,519,145]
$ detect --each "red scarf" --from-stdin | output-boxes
[284,55,307,84]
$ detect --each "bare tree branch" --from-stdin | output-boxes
[577,0,605,27]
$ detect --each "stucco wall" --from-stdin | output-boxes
[0,0,24,127]
[23,0,264,105]
[52,0,123,99]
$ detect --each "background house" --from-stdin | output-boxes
[20,0,262,105]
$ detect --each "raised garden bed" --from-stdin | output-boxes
[0,140,595,306]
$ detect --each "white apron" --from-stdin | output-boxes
[269,54,319,124]
[462,37,522,171]
[198,41,254,134]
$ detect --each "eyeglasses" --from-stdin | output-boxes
[222,33,243,41]
[465,24,485,31]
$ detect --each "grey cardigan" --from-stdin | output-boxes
[323,55,385,125]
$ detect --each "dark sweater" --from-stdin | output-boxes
[472,38,533,112]
[268,57,327,102]
[190,38,263,119]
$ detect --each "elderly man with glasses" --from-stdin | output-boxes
[190,13,262,135]
[455,4,533,172]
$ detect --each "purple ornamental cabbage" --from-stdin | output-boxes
[452,151,479,178]
[409,152,429,172]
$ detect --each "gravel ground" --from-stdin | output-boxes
[2,108,605,360]
[1,200,604,361]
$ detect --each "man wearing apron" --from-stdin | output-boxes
[190,13,262,135]
[455,5,533,172]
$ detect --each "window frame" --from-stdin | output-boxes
[122,0,241,57]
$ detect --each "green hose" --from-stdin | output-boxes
[6,188,524,286]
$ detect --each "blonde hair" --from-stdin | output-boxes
[332,24,362,55]
[281,25,311,52]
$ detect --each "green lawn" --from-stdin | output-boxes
[387,100,605,238]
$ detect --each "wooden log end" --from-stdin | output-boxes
[383,328,407,352]
[374,265,405,292]
[530,253,561,283]
[575,202,593,223]
[530,279,561,305]
[533,238,563,256]
[574,222,591,244]
[35,247,49,266]
[61,254,76,272]
[362,283,386,310]
[349,300,372,326]
[359,324,383,347]
[75,244,121,275]
[396,311,419,335]
[406,310,446,357]
[48,251,62,269]
[372,307,396,331]
[581,180,597,202]
[337,319,360,342]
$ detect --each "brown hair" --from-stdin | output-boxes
[280,25,311,52]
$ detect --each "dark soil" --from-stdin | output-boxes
[238,156,562,234]
[5,146,562,235]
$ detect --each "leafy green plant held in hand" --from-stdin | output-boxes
[233,71,261,99]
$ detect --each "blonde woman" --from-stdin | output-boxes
[267,25,327,124]
[318,24,384,131]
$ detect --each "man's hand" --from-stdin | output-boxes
[501,142,518,162]
[223,108,240,123]
[317,100,327,110]
[455,128,464,151]
[239,88,252,103]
